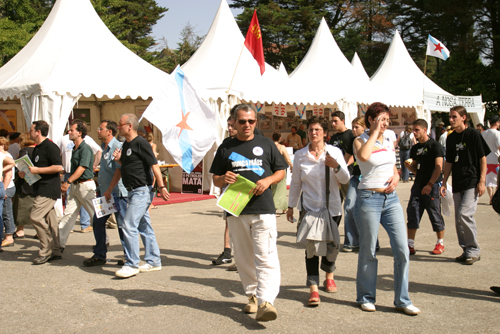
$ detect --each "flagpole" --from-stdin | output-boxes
[226,44,245,95]
[423,54,428,75]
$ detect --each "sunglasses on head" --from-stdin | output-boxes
[237,119,257,125]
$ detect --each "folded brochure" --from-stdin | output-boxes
[92,194,119,218]
[14,155,41,186]
[216,175,256,217]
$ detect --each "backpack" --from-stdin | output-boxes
[400,132,411,150]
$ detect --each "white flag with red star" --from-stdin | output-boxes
[426,35,450,60]
[142,66,216,174]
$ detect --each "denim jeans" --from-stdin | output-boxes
[122,185,161,268]
[343,177,360,247]
[0,183,5,246]
[92,191,128,260]
[64,173,90,229]
[399,149,410,182]
[3,186,15,234]
[354,190,412,308]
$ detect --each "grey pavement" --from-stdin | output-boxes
[2,181,500,333]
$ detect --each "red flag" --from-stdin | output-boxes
[244,10,265,75]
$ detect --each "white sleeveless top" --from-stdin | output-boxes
[0,152,5,183]
[355,132,396,189]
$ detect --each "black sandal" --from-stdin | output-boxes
[83,257,106,267]
[13,232,25,239]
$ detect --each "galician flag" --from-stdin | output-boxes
[245,10,265,75]
[426,35,450,60]
[142,66,216,174]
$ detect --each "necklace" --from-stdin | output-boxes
[310,143,325,157]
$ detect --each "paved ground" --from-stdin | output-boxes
[2,181,500,333]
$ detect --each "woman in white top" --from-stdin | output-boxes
[0,137,16,247]
[353,102,420,315]
[287,116,350,307]
[0,138,15,252]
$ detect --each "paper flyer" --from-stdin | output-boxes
[216,175,256,217]
[92,194,119,218]
[14,155,41,186]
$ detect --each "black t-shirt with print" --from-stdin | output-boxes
[445,127,490,193]
[32,138,62,200]
[410,138,444,188]
[210,135,288,215]
[330,129,355,175]
[120,136,157,189]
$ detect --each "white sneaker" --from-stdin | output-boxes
[139,263,162,273]
[115,265,140,278]
[396,304,421,315]
[360,303,376,312]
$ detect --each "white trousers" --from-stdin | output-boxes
[227,214,281,305]
[59,180,96,247]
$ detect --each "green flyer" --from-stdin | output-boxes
[216,175,256,217]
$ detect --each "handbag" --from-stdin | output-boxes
[492,188,500,214]
[296,163,341,259]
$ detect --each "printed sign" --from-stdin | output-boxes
[181,161,203,194]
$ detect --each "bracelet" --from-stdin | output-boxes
[160,186,166,189]
[334,165,341,173]
[427,182,433,187]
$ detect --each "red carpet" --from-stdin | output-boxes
[152,192,215,206]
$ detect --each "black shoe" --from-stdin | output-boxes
[83,256,106,267]
[455,253,467,262]
[60,247,65,254]
[48,255,62,261]
[491,286,500,295]
[33,255,51,265]
[465,256,480,265]
[212,250,232,265]
[13,232,25,239]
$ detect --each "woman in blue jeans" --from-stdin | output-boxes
[0,147,15,252]
[352,102,420,315]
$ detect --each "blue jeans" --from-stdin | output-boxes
[122,186,161,268]
[354,190,412,308]
[0,183,5,246]
[3,186,15,234]
[64,173,90,229]
[343,177,360,247]
[399,149,410,182]
[92,192,128,260]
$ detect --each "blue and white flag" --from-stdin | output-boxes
[426,35,450,61]
[142,66,216,174]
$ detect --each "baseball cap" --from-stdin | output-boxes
[438,121,445,126]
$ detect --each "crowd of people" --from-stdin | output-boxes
[0,114,170,279]
[209,102,495,322]
[0,102,497,322]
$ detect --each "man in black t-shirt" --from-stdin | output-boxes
[211,104,287,322]
[404,119,445,256]
[109,114,170,278]
[28,121,63,265]
[440,106,489,265]
[328,110,355,199]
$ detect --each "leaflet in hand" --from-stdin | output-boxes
[216,175,256,217]
[93,194,119,218]
[14,155,41,186]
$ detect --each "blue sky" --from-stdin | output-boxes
[152,1,243,49]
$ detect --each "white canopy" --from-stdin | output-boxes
[0,0,169,141]
[371,30,484,125]
[182,0,289,104]
[351,52,370,81]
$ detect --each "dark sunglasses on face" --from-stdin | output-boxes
[237,119,257,125]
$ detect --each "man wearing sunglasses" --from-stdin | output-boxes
[210,104,288,322]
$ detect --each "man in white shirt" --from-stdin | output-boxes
[481,115,500,203]
[57,130,102,233]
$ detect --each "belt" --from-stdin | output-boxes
[73,179,92,185]
[125,184,148,192]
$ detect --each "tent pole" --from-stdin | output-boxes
[226,44,245,94]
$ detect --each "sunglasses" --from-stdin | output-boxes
[237,119,257,125]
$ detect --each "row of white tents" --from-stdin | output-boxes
[0,0,485,190]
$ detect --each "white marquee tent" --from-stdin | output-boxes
[0,0,170,142]
[370,30,485,126]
